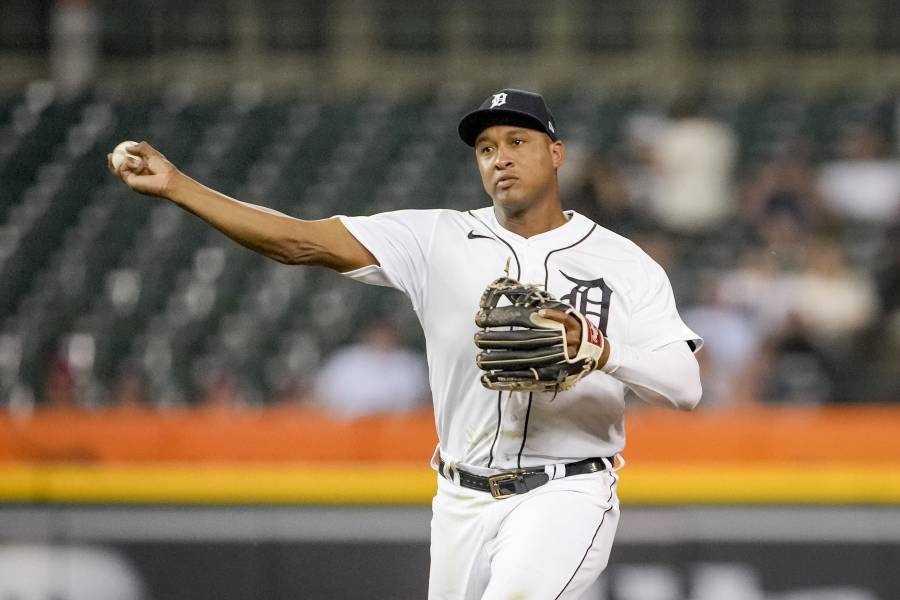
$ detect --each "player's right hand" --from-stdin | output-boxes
[107,141,179,199]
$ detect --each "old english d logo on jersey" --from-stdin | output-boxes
[559,271,613,335]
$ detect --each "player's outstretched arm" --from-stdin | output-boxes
[107,141,377,272]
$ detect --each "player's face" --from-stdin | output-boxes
[474,126,564,211]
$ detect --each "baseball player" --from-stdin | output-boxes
[109,89,702,599]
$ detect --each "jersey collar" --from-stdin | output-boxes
[485,207,589,246]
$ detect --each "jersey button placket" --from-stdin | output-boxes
[521,243,543,286]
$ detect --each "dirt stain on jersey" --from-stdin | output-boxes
[466,427,494,452]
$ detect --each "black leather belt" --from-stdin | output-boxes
[438,456,615,500]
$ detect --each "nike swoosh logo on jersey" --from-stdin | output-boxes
[467,230,492,240]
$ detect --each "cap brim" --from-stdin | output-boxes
[458,109,557,147]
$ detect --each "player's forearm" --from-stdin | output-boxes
[166,173,314,265]
[600,341,702,410]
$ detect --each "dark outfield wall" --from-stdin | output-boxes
[114,540,897,600]
[0,506,897,599]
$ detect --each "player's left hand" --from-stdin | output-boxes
[536,308,582,358]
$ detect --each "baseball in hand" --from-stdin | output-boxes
[111,140,139,170]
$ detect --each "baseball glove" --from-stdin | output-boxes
[474,276,606,392]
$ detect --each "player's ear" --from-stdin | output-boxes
[550,140,565,169]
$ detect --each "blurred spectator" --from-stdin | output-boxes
[43,355,77,408]
[50,0,100,97]
[740,143,830,238]
[863,312,900,403]
[783,237,879,342]
[718,247,793,336]
[567,151,648,235]
[817,124,900,224]
[875,224,900,317]
[313,322,429,419]
[0,333,34,415]
[110,364,148,407]
[646,95,738,234]
[758,314,836,405]
[202,371,240,408]
[862,224,900,402]
[631,230,698,304]
[633,231,676,269]
[683,277,762,407]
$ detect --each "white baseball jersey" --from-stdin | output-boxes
[340,207,700,473]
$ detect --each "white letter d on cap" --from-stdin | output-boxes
[490,93,508,109]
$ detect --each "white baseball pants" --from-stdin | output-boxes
[428,468,620,600]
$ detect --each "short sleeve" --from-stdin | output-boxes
[628,255,703,352]
[338,210,441,310]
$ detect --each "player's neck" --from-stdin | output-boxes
[493,197,568,238]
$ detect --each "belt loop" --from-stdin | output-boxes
[441,459,460,485]
[611,454,624,472]
[544,463,566,480]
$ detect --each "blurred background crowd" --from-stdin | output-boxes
[567,93,900,408]
[1,0,899,415]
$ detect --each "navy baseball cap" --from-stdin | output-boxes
[458,89,560,147]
